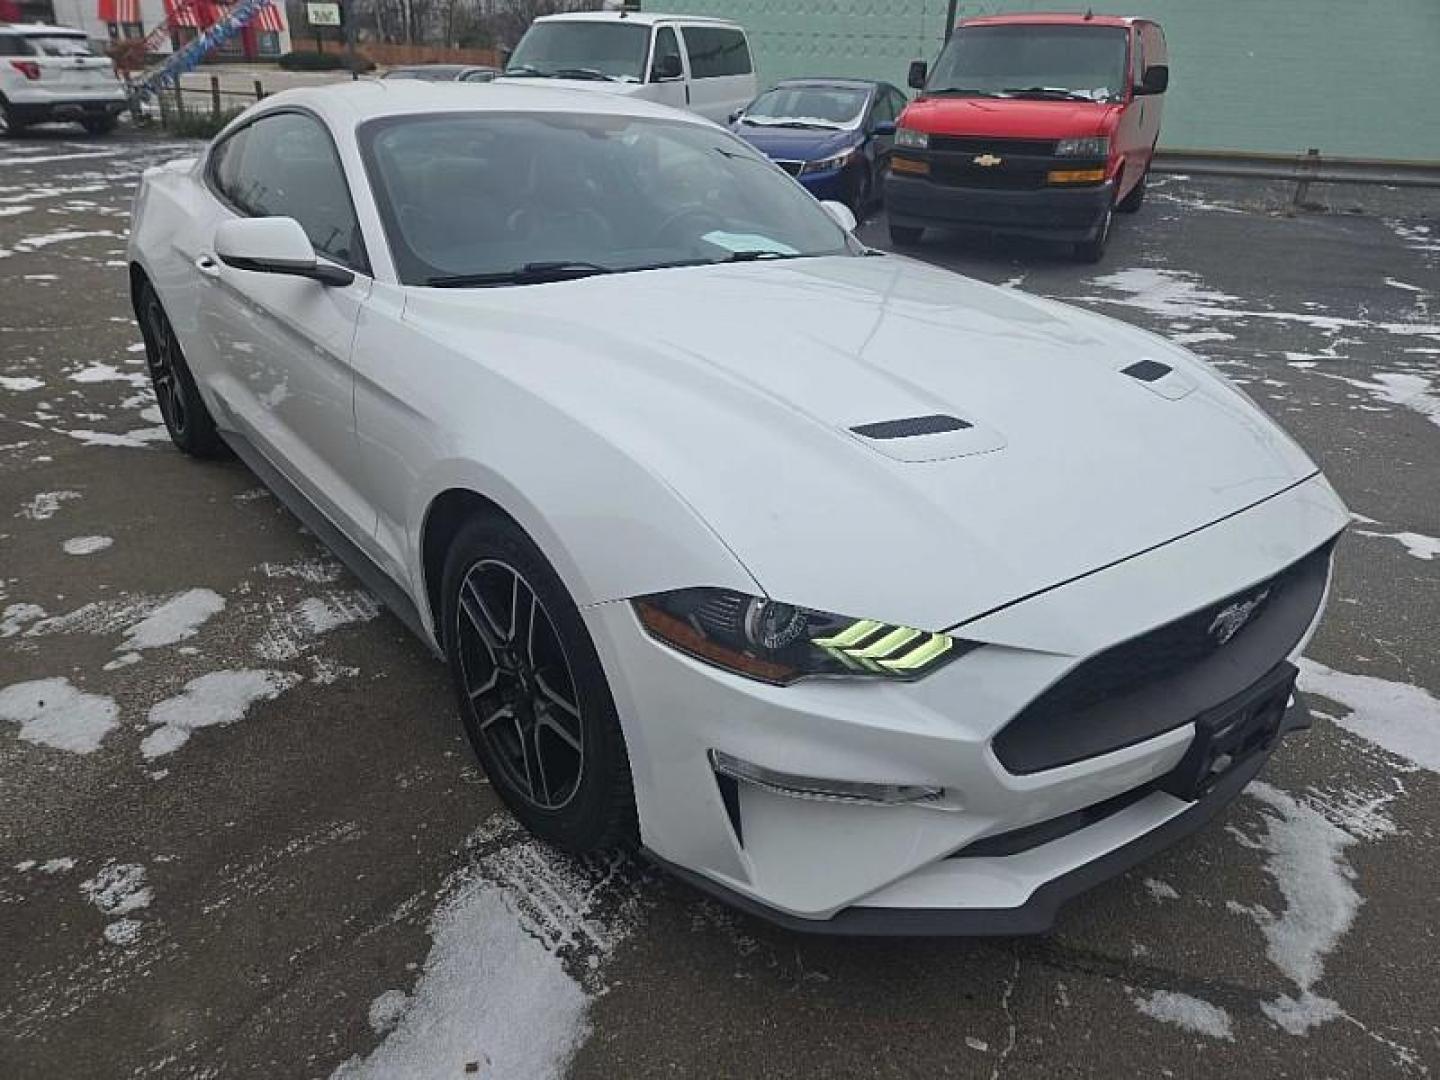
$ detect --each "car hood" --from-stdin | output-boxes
[404,256,1319,630]
[494,75,642,96]
[731,123,857,160]
[903,96,1119,140]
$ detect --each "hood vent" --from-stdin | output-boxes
[850,414,972,440]
[1122,359,1173,383]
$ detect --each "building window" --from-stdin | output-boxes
[257,30,280,56]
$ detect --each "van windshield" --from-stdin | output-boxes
[926,25,1129,103]
[505,22,648,83]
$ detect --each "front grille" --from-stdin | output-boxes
[773,159,804,177]
[930,135,1056,156]
[992,537,1337,774]
[929,160,1049,191]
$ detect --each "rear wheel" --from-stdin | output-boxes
[1,103,27,136]
[889,222,924,247]
[81,115,116,136]
[136,282,226,457]
[442,514,637,853]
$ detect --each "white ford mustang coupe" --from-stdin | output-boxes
[128,82,1348,933]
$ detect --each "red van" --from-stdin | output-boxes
[885,13,1168,261]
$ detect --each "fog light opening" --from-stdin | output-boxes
[708,749,948,808]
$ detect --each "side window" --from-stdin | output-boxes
[651,26,681,80]
[0,37,21,57]
[871,91,896,126]
[212,112,366,272]
[682,27,752,79]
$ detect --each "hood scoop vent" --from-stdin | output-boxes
[847,413,1005,463]
[1118,357,1196,401]
[1122,359,1172,382]
[850,414,972,440]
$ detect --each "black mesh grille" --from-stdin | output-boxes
[930,135,1056,156]
[774,160,804,176]
[929,160,1050,191]
[992,538,1337,774]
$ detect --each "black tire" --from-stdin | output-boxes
[1,103,27,136]
[889,222,924,247]
[136,281,227,458]
[1116,165,1147,213]
[847,166,872,220]
[442,514,637,853]
[81,115,117,136]
[1073,203,1114,263]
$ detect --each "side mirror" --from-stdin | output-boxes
[820,199,857,233]
[1137,64,1169,95]
[872,119,896,136]
[728,108,743,124]
[214,217,354,287]
[651,53,682,81]
[907,60,928,90]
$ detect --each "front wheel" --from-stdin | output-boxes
[442,515,637,853]
[136,282,226,457]
[1073,205,1113,263]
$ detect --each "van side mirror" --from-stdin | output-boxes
[728,108,743,125]
[907,60,928,90]
[651,53,682,81]
[214,217,354,287]
[1137,64,1169,95]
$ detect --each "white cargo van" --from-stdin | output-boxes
[499,11,757,124]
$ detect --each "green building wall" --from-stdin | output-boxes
[660,0,1440,161]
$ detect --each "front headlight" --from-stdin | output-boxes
[800,149,857,175]
[632,588,975,685]
[1054,136,1110,157]
[894,126,928,150]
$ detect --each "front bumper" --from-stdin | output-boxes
[796,166,848,203]
[583,473,1348,933]
[885,173,1113,241]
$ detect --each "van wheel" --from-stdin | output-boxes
[1073,205,1113,264]
[442,514,637,853]
[1117,166,1147,213]
[889,222,924,247]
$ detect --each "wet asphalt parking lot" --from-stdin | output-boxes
[1,127,1438,1079]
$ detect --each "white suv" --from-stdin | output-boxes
[500,11,758,124]
[0,23,127,135]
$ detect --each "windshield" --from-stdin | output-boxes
[25,34,95,57]
[505,22,648,83]
[742,86,870,130]
[360,113,854,286]
[927,25,1128,102]
[385,66,464,81]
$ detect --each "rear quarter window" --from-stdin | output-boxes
[681,27,752,78]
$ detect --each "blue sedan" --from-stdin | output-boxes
[729,78,909,216]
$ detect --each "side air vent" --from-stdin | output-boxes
[1122,359,1173,383]
[851,414,973,440]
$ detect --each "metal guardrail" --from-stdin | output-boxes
[1153,148,1440,192]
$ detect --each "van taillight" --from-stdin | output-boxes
[10,60,42,80]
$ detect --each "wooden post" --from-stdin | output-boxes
[210,74,221,119]
[254,78,265,101]
[157,85,171,128]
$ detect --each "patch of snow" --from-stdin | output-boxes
[1322,371,1440,429]
[1,602,46,638]
[368,989,410,1035]
[141,669,302,759]
[1357,529,1440,561]
[40,857,76,874]
[1384,278,1425,293]
[103,652,142,671]
[118,587,225,652]
[67,362,148,386]
[1143,877,1179,901]
[0,376,44,391]
[1170,330,1235,346]
[0,677,118,754]
[260,558,344,584]
[13,228,123,251]
[17,489,80,520]
[62,535,113,556]
[1299,658,1440,773]
[1133,989,1234,1041]
[103,918,143,947]
[81,862,151,916]
[255,590,381,661]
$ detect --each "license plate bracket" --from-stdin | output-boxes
[1159,662,1297,801]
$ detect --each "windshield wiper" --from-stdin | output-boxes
[747,119,841,130]
[718,250,801,262]
[1001,86,1096,101]
[550,67,614,81]
[926,87,1008,98]
[425,261,615,288]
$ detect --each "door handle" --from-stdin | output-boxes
[195,254,222,278]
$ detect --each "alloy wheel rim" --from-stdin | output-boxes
[144,297,187,436]
[456,558,585,810]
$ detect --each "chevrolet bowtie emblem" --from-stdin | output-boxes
[973,153,1003,167]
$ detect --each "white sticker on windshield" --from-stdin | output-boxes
[700,232,800,256]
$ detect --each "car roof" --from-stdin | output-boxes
[246,80,723,129]
[0,22,88,34]
[771,78,886,90]
[532,11,742,29]
[960,12,1137,29]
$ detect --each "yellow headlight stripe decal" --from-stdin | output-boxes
[812,619,884,649]
[850,626,924,660]
[879,633,954,671]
